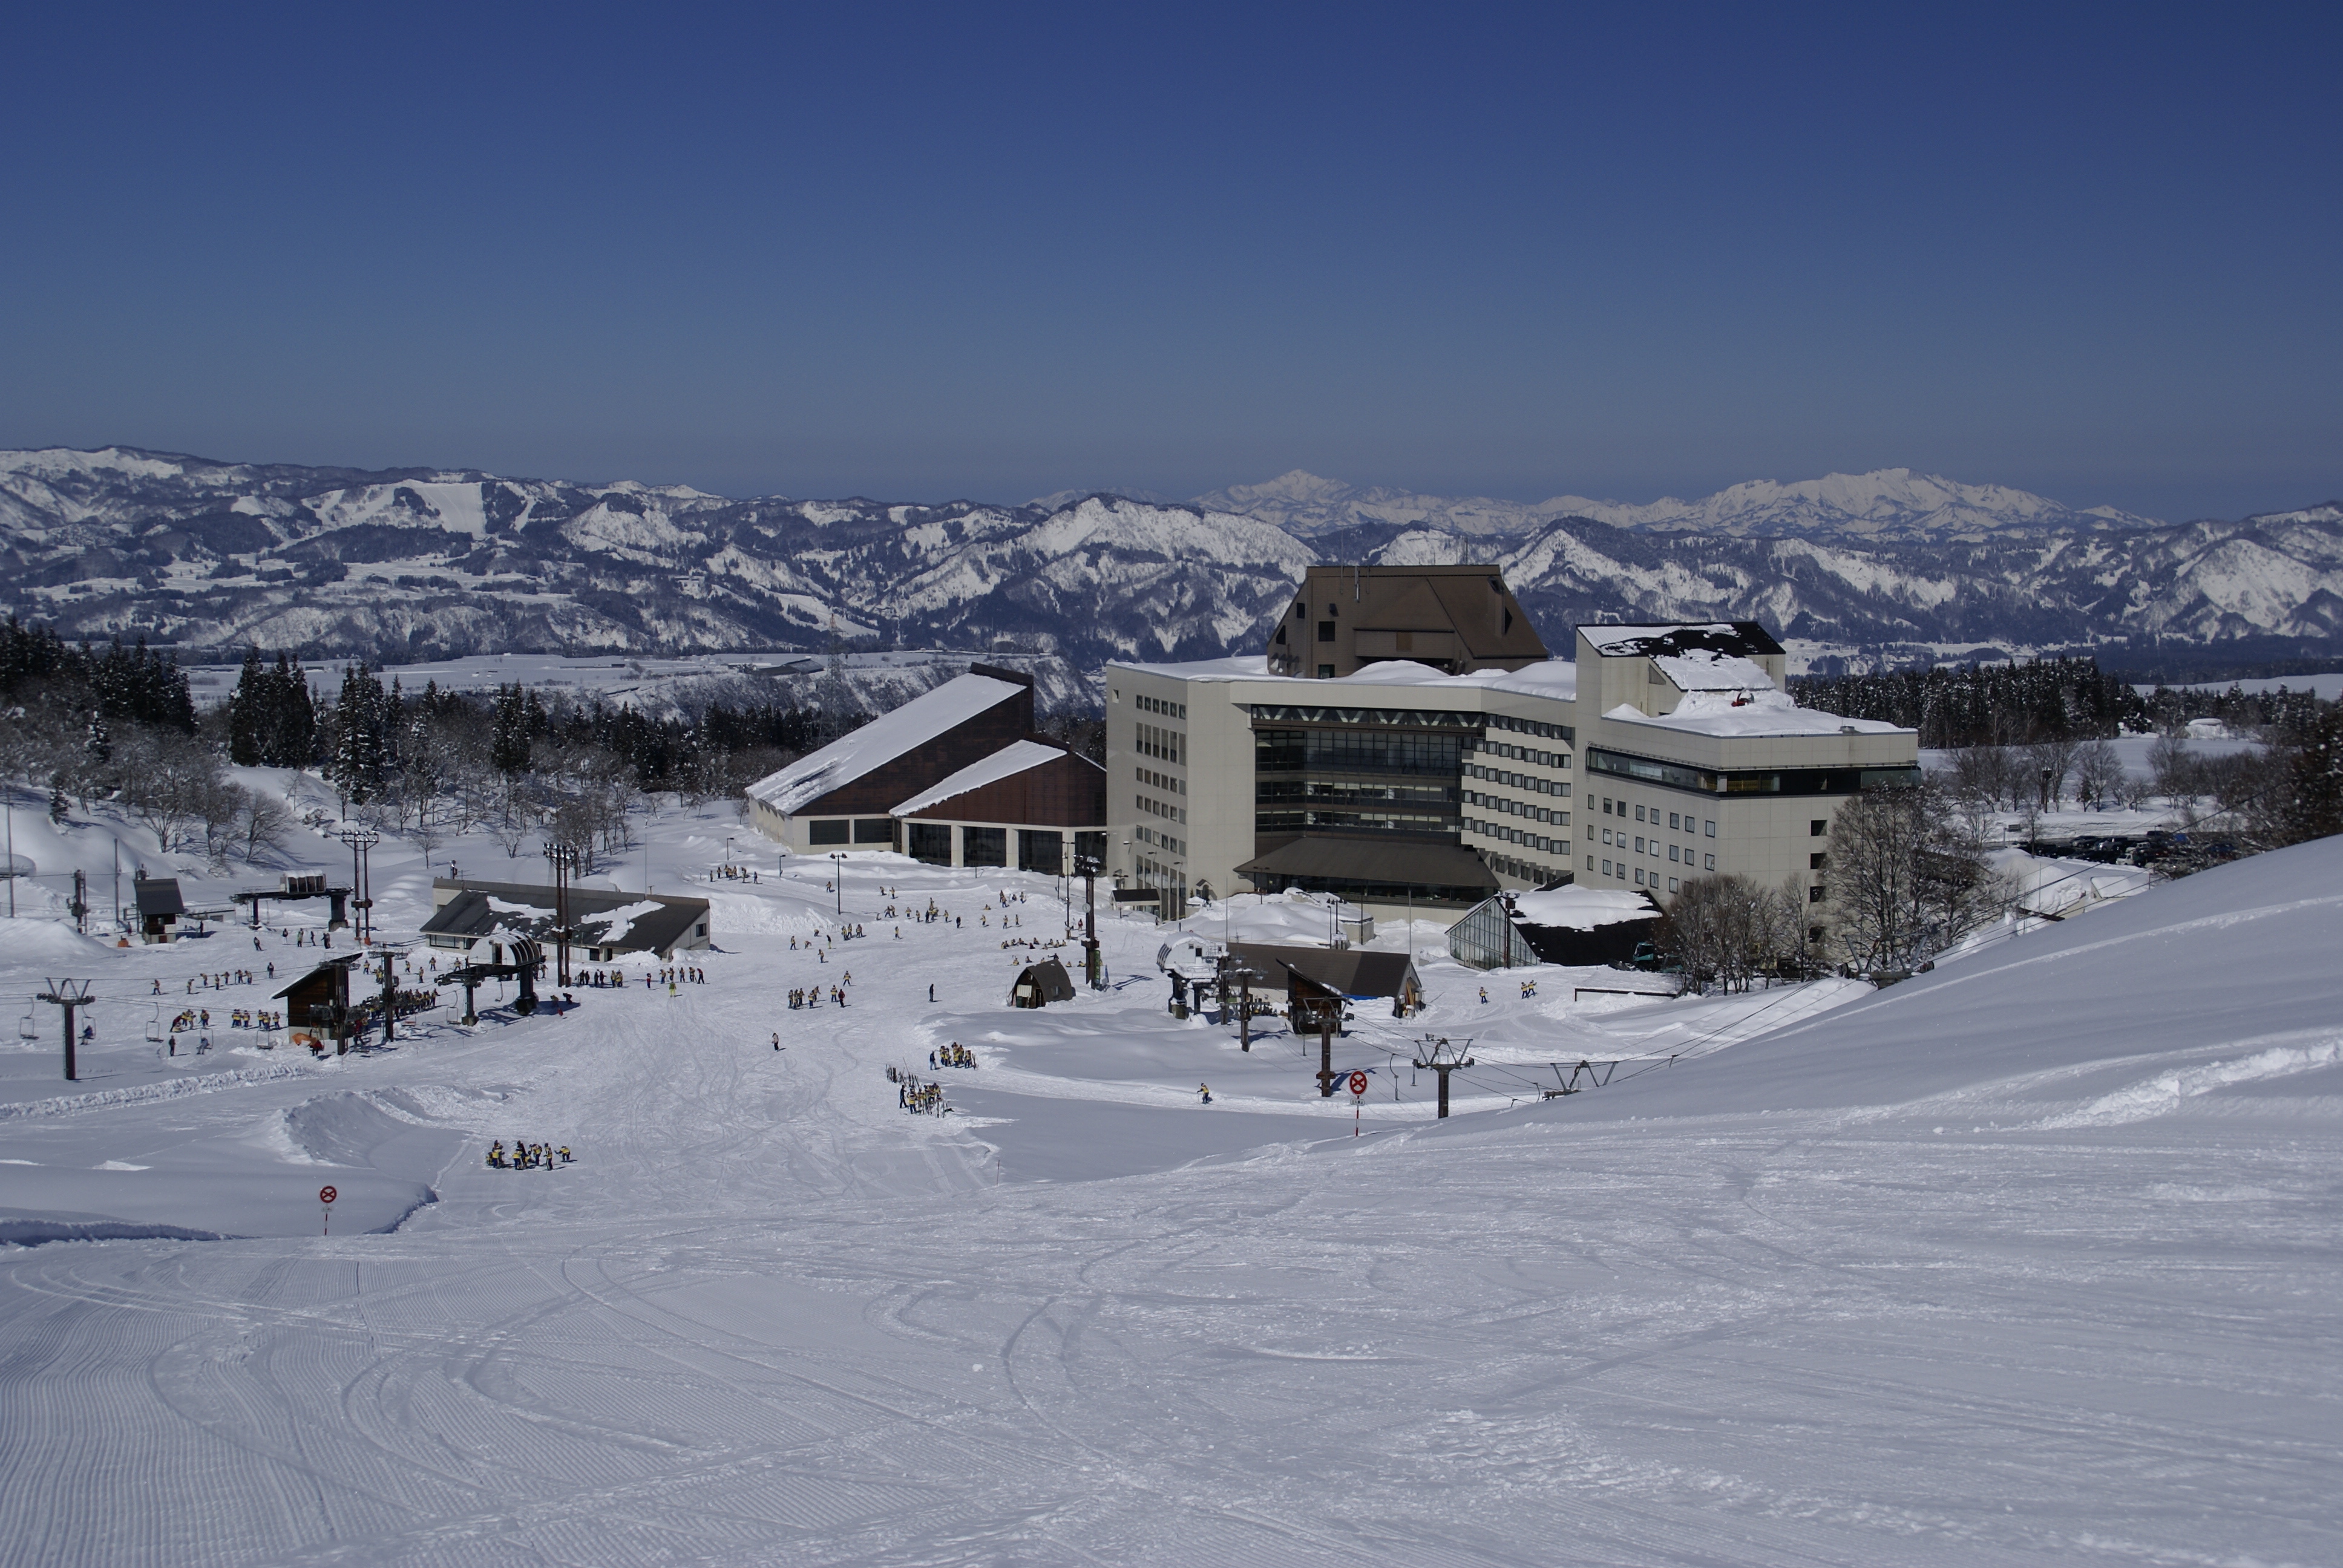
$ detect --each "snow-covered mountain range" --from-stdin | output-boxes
[4,446,2337,685]
[1193,467,2163,543]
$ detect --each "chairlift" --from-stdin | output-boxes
[145,1004,163,1045]
[16,1004,36,1043]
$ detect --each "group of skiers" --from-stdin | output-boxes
[788,985,849,1008]
[708,863,761,883]
[929,1042,975,1070]
[888,1068,950,1116]
[487,1140,571,1170]
[568,966,706,989]
[159,969,262,995]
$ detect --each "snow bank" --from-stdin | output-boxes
[0,916,119,966]
[1562,832,2343,1122]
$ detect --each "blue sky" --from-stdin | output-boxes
[2,3,2336,521]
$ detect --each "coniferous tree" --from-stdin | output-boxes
[226,647,268,765]
[491,682,532,776]
[265,653,318,766]
[327,663,392,804]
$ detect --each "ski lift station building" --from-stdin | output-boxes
[746,664,1107,875]
[1103,566,1919,925]
[1447,886,1663,970]
[133,875,186,942]
[421,879,712,962]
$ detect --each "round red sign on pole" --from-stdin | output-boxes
[1348,1071,1368,1097]
[318,1186,337,1204]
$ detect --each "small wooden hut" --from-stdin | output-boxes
[1009,955,1076,1008]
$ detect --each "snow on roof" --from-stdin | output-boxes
[746,673,1024,815]
[890,740,1079,817]
[1651,648,1776,693]
[1470,659,1578,701]
[576,900,665,944]
[1509,886,1657,930]
[1578,622,1785,659]
[1108,653,1578,701]
[1108,654,1276,682]
[485,895,553,918]
[1604,691,1910,739]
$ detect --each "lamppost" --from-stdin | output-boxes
[1076,853,1103,989]
[337,827,380,944]
[829,851,845,921]
[542,840,582,986]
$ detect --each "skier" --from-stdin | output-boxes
[772,1031,781,1051]
[1198,1082,1212,1105]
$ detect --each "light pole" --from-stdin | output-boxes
[338,827,380,944]
[1076,854,1103,989]
[543,840,580,987]
[830,852,845,921]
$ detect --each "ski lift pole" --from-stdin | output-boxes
[38,979,92,1082]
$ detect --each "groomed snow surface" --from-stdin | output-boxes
[2,798,2341,1566]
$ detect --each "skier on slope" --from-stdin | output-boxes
[1198,1083,1212,1105]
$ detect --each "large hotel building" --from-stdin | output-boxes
[1104,564,1919,921]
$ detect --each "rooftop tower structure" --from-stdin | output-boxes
[1267,564,1547,679]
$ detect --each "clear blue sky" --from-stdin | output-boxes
[3,3,2336,521]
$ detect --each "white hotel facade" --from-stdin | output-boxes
[1102,566,1918,926]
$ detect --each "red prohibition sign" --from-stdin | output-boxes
[1348,1071,1368,1097]
[318,1186,337,1204]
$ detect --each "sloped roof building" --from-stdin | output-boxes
[746,665,1106,871]
[421,879,711,961]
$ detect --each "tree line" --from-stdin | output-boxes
[0,618,873,877]
[1789,656,2144,746]
[1790,653,2335,750]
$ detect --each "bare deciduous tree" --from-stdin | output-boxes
[2069,739,2125,806]
[1824,780,1999,974]
[237,789,292,864]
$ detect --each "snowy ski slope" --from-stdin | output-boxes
[0,799,2338,1566]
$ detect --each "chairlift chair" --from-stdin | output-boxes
[16,1004,36,1043]
[145,1004,163,1044]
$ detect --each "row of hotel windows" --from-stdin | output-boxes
[1135,694,1187,720]
[1135,825,1184,856]
[1465,762,1567,795]
[1138,792,1184,823]
[1466,789,1565,828]
[1602,797,1714,834]
[1466,818,1564,855]
[1141,767,1184,795]
[1598,859,1686,893]
[1138,722,1184,763]
[1599,823,1718,870]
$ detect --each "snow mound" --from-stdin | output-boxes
[0,917,119,966]
[1566,832,2343,1123]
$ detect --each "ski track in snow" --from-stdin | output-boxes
[0,818,2339,1566]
